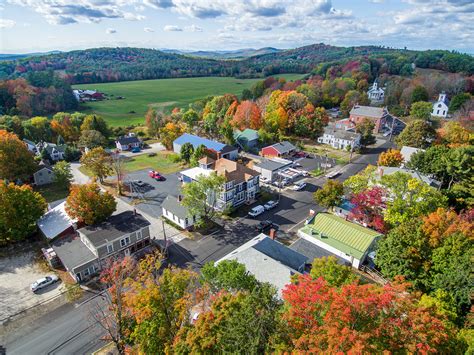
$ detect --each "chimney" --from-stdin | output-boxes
[269,228,277,240]
[177,195,183,202]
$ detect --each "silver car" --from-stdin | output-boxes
[31,275,59,293]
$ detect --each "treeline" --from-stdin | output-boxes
[0,71,77,116]
[1,44,473,85]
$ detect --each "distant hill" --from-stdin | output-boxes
[163,47,282,59]
[0,44,472,84]
[0,51,62,61]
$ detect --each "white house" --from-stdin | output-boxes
[33,165,55,186]
[115,133,141,151]
[161,195,199,230]
[318,124,361,150]
[37,142,66,161]
[24,139,37,153]
[431,92,449,118]
[367,80,385,102]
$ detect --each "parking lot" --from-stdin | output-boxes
[0,252,65,322]
[120,169,182,218]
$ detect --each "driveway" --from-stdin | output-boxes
[120,169,182,219]
[118,142,165,158]
[70,162,91,185]
[0,252,65,323]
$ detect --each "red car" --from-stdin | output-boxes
[295,151,308,158]
[148,170,165,181]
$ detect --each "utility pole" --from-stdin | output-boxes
[324,152,329,173]
[161,219,168,257]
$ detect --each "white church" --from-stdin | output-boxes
[431,92,449,118]
[367,80,385,103]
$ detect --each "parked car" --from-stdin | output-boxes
[294,151,308,158]
[131,147,141,153]
[299,170,309,177]
[255,220,280,232]
[264,200,279,210]
[260,176,270,184]
[326,171,341,179]
[292,182,307,191]
[248,205,265,217]
[148,170,165,181]
[31,275,59,293]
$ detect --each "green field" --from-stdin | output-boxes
[73,74,305,127]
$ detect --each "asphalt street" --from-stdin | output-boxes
[3,293,108,355]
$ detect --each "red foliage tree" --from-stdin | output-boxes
[349,187,388,233]
[282,275,457,353]
[230,100,262,130]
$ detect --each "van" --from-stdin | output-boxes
[248,205,265,218]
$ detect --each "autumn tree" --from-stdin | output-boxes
[381,171,447,226]
[182,109,199,127]
[314,180,344,210]
[95,256,136,354]
[78,129,107,149]
[343,165,376,195]
[23,116,52,142]
[201,260,258,293]
[310,256,357,287]
[189,144,206,167]
[0,181,47,245]
[410,101,433,120]
[50,112,82,143]
[65,183,116,225]
[396,120,436,149]
[355,118,376,147]
[411,85,429,103]
[340,90,369,115]
[80,147,112,183]
[449,92,471,112]
[160,122,186,150]
[230,100,262,130]
[81,115,109,137]
[438,121,472,147]
[52,161,73,188]
[181,173,225,223]
[377,148,403,167]
[145,108,166,138]
[281,275,460,353]
[175,284,281,354]
[349,187,388,233]
[0,130,37,181]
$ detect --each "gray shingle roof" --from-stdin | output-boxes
[323,126,361,141]
[117,136,140,145]
[162,196,190,219]
[252,237,308,271]
[267,141,296,154]
[350,105,386,119]
[289,238,347,265]
[254,158,290,172]
[52,235,97,271]
[78,211,150,247]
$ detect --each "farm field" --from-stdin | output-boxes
[73,74,305,127]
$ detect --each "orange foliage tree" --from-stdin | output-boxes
[378,148,404,167]
[230,100,262,130]
[65,182,116,225]
[0,129,37,181]
[422,207,474,247]
[160,122,186,150]
[281,275,459,353]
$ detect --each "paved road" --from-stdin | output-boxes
[3,293,108,355]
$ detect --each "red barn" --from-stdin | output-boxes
[261,141,296,158]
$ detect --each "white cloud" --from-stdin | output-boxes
[144,27,155,32]
[105,28,117,34]
[0,19,16,29]
[164,25,183,31]
[185,24,203,32]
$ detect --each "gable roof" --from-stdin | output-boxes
[234,129,259,142]
[350,105,386,119]
[254,158,290,172]
[289,238,347,265]
[376,166,440,188]
[78,211,150,247]
[400,146,424,163]
[323,125,361,141]
[218,234,308,295]
[37,201,77,240]
[117,136,140,145]
[162,196,191,220]
[213,157,259,183]
[264,141,296,154]
[39,142,67,154]
[51,234,97,271]
[174,133,235,153]
[299,213,381,260]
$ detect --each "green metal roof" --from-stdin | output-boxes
[234,129,259,142]
[299,213,381,260]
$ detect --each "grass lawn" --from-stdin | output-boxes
[73,74,305,127]
[79,151,184,176]
[35,184,69,203]
[304,144,358,165]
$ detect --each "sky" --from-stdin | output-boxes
[0,0,473,54]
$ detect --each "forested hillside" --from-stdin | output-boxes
[0,44,473,85]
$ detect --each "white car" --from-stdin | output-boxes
[292,182,307,191]
[31,275,59,293]
[264,200,279,210]
[248,205,265,217]
[299,170,309,177]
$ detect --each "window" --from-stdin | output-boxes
[120,236,130,247]
[136,230,142,240]
[84,268,90,277]
[107,244,114,254]
[185,217,189,226]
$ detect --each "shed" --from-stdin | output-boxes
[37,201,77,240]
[162,195,198,230]
[234,129,259,149]
[260,141,296,158]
